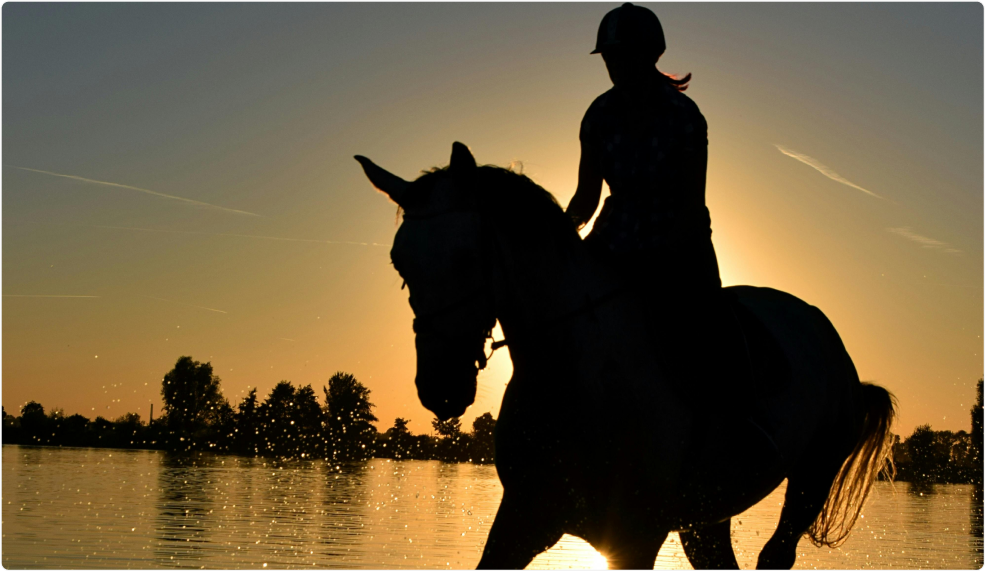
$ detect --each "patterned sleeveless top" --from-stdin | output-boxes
[581,80,711,252]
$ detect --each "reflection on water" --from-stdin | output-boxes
[3,445,982,569]
[972,484,984,568]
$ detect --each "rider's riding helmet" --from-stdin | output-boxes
[591,3,665,62]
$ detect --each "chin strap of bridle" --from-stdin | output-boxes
[477,327,512,370]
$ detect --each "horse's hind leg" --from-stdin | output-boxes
[680,519,739,569]
[756,466,839,570]
[476,491,563,569]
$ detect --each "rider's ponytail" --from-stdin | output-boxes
[658,68,691,92]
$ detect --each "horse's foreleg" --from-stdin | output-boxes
[680,520,739,569]
[756,467,839,570]
[476,491,563,569]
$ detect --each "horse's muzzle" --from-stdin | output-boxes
[416,368,477,421]
[413,327,485,420]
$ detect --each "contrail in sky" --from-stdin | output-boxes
[95,225,390,247]
[3,293,232,310]
[887,227,961,254]
[142,295,228,314]
[3,294,99,298]
[6,165,260,217]
[775,145,884,199]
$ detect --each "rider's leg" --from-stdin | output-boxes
[633,240,751,408]
[680,519,740,570]
[476,490,564,569]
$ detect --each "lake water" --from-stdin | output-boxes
[3,445,982,569]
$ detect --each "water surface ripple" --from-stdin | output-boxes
[3,446,981,569]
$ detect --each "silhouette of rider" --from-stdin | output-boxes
[567,3,747,407]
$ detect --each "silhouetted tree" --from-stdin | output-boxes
[21,401,44,417]
[432,416,469,461]
[380,417,415,459]
[234,388,261,455]
[1,407,19,445]
[256,381,325,459]
[160,356,229,449]
[324,372,378,460]
[211,400,236,452]
[432,417,462,438]
[471,413,496,463]
[62,414,91,447]
[907,425,941,483]
[20,401,47,444]
[86,416,116,446]
[105,413,143,447]
[972,379,983,485]
[116,412,141,426]
[294,384,326,457]
[258,381,297,456]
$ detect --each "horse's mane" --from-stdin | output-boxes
[405,165,582,249]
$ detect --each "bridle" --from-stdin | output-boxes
[400,207,625,371]
[410,285,499,369]
[401,208,500,370]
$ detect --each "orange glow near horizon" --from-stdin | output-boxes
[2,4,981,439]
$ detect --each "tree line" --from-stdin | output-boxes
[1,356,496,464]
[3,358,981,482]
[889,379,983,485]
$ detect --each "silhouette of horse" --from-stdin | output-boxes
[356,143,896,570]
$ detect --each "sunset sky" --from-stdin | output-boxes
[3,3,981,437]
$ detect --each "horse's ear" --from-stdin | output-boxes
[450,142,477,173]
[354,155,409,205]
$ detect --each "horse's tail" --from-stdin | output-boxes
[807,382,897,548]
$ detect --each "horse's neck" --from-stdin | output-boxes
[491,224,691,465]
[491,229,611,364]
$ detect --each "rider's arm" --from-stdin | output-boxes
[682,111,709,208]
[566,124,604,231]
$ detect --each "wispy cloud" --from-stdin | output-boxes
[3,294,99,298]
[142,295,228,314]
[775,145,884,199]
[95,225,390,247]
[6,165,260,217]
[887,227,961,254]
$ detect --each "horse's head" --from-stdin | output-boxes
[356,143,495,421]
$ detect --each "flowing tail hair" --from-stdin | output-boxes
[807,382,897,548]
